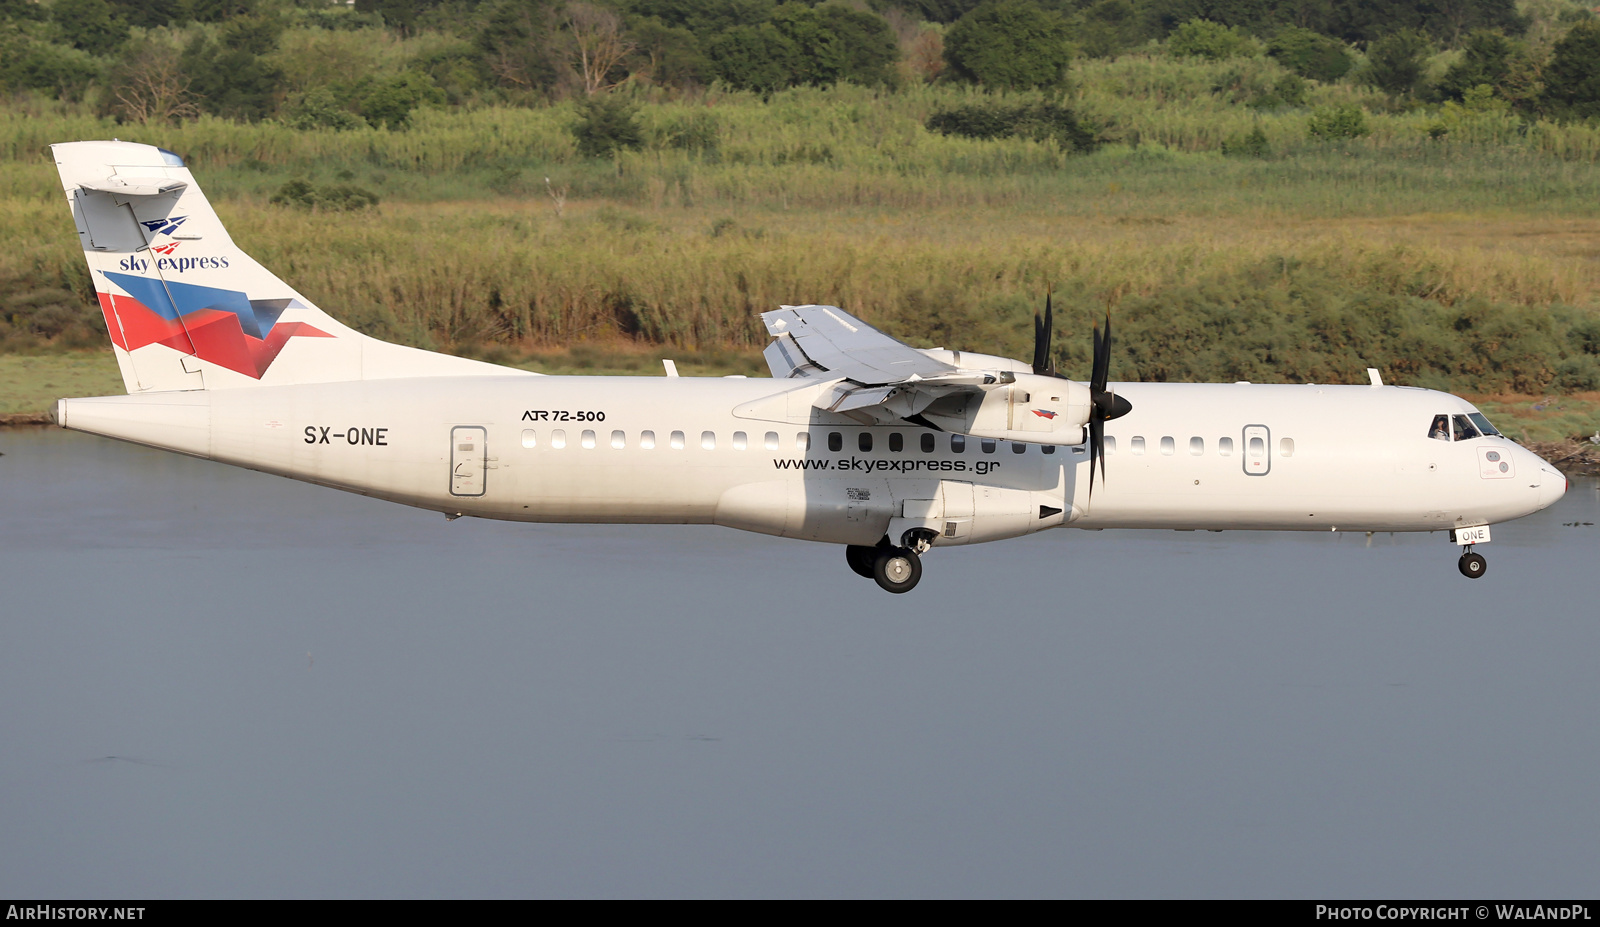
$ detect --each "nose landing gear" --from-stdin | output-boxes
[1458,549,1487,578]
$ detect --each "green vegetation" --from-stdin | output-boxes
[1,0,1599,441]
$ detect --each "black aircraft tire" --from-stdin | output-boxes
[873,547,922,594]
[845,545,877,579]
[1458,551,1487,579]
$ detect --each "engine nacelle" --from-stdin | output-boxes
[917,374,1091,447]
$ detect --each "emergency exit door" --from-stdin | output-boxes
[450,426,487,497]
[1242,424,1271,476]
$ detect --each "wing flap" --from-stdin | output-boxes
[762,305,956,385]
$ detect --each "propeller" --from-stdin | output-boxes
[1033,295,1131,505]
[1086,311,1132,504]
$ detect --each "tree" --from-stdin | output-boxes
[476,0,563,94]
[566,2,635,95]
[1365,29,1430,98]
[179,20,285,122]
[1540,20,1600,121]
[1436,29,1512,101]
[1076,0,1144,60]
[628,18,711,88]
[707,22,799,92]
[1166,18,1254,59]
[572,93,643,157]
[106,38,198,125]
[1267,26,1352,81]
[943,0,1072,91]
[53,0,130,56]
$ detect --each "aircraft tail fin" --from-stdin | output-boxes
[52,140,522,393]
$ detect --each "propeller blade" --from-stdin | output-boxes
[1032,292,1055,376]
[1088,416,1104,505]
[1092,311,1111,392]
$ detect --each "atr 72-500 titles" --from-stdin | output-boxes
[49,141,1567,593]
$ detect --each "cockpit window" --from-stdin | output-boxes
[1468,412,1501,436]
[1428,414,1450,441]
[1452,414,1480,441]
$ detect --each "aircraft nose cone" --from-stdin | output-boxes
[1538,467,1567,510]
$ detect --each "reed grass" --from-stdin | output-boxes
[4,64,1599,402]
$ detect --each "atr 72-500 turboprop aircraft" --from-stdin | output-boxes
[49,140,1568,593]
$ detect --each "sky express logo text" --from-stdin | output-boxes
[776,456,1001,476]
[117,254,230,274]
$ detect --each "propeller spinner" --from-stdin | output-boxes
[1031,297,1132,505]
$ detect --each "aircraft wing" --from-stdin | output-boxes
[761,305,956,385]
[759,305,1092,442]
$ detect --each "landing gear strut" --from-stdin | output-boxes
[1458,549,1487,579]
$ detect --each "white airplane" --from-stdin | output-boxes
[49,140,1568,593]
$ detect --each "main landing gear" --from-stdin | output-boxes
[846,531,935,594]
[1458,549,1487,578]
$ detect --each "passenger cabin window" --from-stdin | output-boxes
[1104,436,1116,454]
[640,430,656,449]
[1160,436,1175,456]
[796,433,810,452]
[611,430,626,449]
[859,433,872,452]
[1428,414,1450,441]
[1452,414,1480,441]
[581,430,596,449]
[733,431,748,450]
[951,435,966,453]
[1218,437,1233,456]
[551,429,567,449]
[889,433,903,452]
[670,430,685,450]
[521,429,537,448]
[921,433,935,453]
[1042,445,1056,455]
[828,432,843,452]
[1012,442,1026,454]
[764,432,779,450]
[1190,437,1204,455]
[1130,436,1145,455]
[1279,437,1295,457]
[980,438,996,453]
[701,431,716,450]
[1249,436,1265,455]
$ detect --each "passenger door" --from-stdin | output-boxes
[450,426,487,497]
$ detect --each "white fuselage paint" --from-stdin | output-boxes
[56,375,1565,547]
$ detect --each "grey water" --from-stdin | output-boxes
[1,426,1596,899]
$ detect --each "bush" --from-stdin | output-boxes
[926,102,1101,152]
[283,88,366,131]
[1221,125,1270,157]
[1247,74,1307,109]
[269,179,380,211]
[357,72,443,130]
[943,0,1072,90]
[1267,27,1352,82]
[572,94,644,158]
[1167,19,1255,61]
[1307,104,1369,140]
